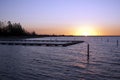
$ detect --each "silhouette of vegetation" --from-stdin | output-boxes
[0,21,36,36]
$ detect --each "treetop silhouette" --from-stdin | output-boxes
[0,21,36,36]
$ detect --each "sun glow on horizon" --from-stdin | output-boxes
[82,32,90,36]
[75,26,99,36]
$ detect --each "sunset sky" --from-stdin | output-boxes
[0,0,120,36]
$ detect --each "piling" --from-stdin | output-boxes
[87,44,90,60]
[117,40,119,47]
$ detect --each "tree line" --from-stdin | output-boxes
[0,21,36,36]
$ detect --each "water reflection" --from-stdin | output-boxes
[0,46,26,79]
[0,37,120,80]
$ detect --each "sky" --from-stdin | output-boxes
[0,0,120,36]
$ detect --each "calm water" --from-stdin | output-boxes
[0,37,120,80]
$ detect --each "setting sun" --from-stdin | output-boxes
[75,26,99,36]
[82,32,89,36]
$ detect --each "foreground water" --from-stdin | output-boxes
[0,37,120,80]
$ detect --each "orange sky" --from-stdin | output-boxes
[25,24,120,36]
[1,0,120,36]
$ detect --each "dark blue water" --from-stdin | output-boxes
[0,37,120,80]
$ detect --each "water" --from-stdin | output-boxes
[0,37,120,80]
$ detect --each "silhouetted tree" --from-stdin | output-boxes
[0,21,37,36]
[31,31,36,36]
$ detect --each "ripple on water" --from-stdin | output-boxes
[0,37,120,80]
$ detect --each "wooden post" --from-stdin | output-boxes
[87,44,90,60]
[117,40,119,47]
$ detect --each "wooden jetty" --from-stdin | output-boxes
[0,40,84,47]
[0,40,90,61]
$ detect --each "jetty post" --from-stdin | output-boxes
[117,40,119,47]
[87,43,90,59]
[84,41,90,60]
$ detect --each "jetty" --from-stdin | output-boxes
[0,39,90,61]
[0,40,84,47]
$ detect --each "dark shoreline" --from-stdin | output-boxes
[0,35,120,39]
[0,35,120,40]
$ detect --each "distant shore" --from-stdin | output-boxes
[0,35,120,40]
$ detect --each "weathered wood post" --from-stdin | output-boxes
[84,42,90,61]
[87,43,90,60]
[117,40,119,47]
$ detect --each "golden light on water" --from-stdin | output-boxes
[75,26,99,36]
